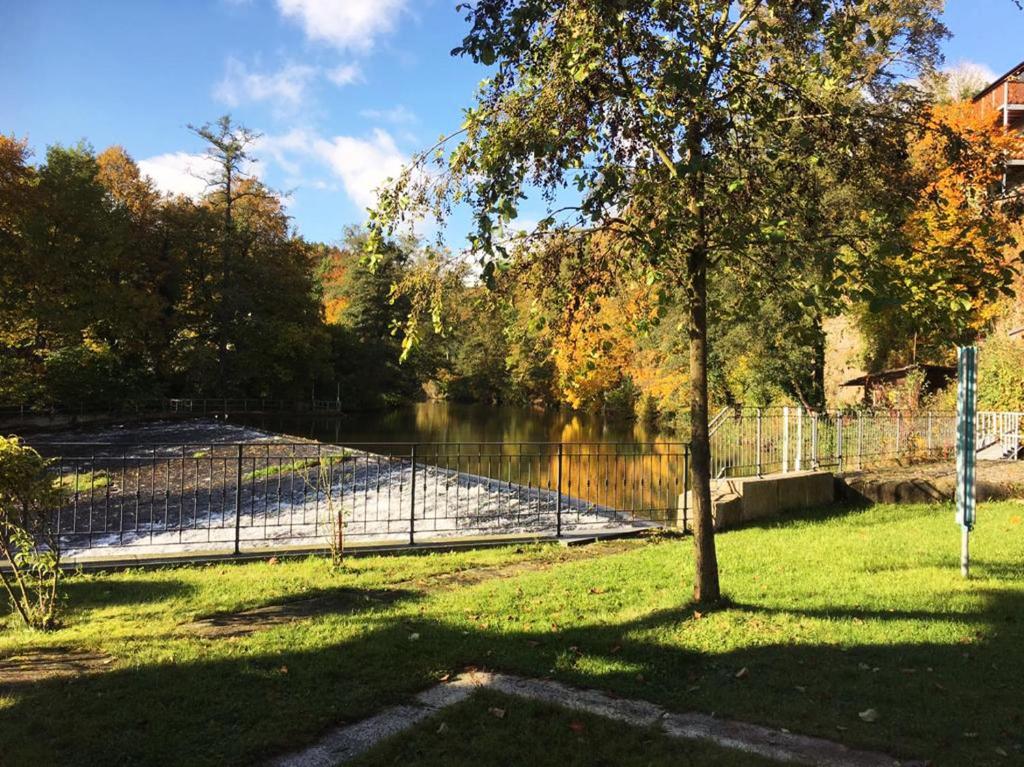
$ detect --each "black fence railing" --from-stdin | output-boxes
[0,398,347,427]
[34,441,690,560]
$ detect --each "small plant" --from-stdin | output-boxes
[0,436,63,630]
[298,453,349,567]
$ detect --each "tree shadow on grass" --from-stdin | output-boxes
[179,586,420,639]
[58,576,199,609]
[2,583,1023,767]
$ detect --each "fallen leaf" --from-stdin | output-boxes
[267,556,279,565]
[858,708,880,723]
[569,720,586,734]
[278,666,288,674]
[409,633,420,642]
[439,673,451,682]
[437,722,448,735]
[489,707,506,719]
[995,747,1008,757]
[735,667,749,680]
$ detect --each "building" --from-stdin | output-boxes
[972,59,1024,189]
[841,364,956,408]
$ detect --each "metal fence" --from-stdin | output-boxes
[708,407,1024,478]
[25,406,1024,561]
[37,441,690,559]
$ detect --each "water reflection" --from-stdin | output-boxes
[238,403,688,523]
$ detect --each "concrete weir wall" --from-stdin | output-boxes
[704,471,834,530]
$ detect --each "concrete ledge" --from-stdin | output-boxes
[709,471,834,530]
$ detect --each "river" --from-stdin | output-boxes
[237,402,687,519]
[237,401,675,447]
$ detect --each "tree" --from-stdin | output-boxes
[369,1,949,603]
[189,116,264,393]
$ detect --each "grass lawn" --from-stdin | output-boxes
[2,501,1023,766]
[349,688,783,767]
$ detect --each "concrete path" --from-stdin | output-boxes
[267,671,924,767]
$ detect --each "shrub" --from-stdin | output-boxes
[603,377,641,422]
[0,436,63,630]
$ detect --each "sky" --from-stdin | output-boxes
[2,0,1024,248]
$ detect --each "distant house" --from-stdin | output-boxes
[972,58,1024,190]
[841,364,956,407]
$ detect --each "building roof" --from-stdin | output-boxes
[841,364,956,388]
[972,58,1024,102]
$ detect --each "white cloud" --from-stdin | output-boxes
[327,63,363,86]
[359,104,417,124]
[312,129,406,210]
[255,128,319,176]
[214,58,317,109]
[276,0,407,52]
[138,152,220,199]
[138,151,263,200]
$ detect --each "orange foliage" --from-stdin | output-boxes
[316,245,351,324]
[903,100,1024,329]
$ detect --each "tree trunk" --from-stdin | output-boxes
[685,116,721,605]
[688,243,721,604]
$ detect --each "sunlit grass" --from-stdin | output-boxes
[53,470,109,494]
[1,502,1022,766]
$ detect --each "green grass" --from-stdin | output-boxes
[53,470,109,494]
[350,689,783,766]
[2,501,1024,766]
[243,457,323,481]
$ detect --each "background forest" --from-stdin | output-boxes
[2,63,1024,429]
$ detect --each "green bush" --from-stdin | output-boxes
[0,436,63,630]
[976,331,1024,411]
[603,377,641,422]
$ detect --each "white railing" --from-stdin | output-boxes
[708,408,1023,479]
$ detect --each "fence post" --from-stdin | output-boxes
[556,442,564,538]
[896,411,902,456]
[836,412,844,473]
[858,411,864,469]
[233,444,243,556]
[782,406,790,474]
[409,445,417,545]
[755,408,763,476]
[811,412,819,470]
[795,406,803,471]
[683,447,690,532]
[927,411,933,452]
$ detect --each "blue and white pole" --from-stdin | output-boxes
[955,346,977,578]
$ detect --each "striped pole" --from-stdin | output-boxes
[955,346,978,578]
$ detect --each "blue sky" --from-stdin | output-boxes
[2,1,1023,247]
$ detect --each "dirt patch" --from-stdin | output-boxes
[0,648,113,690]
